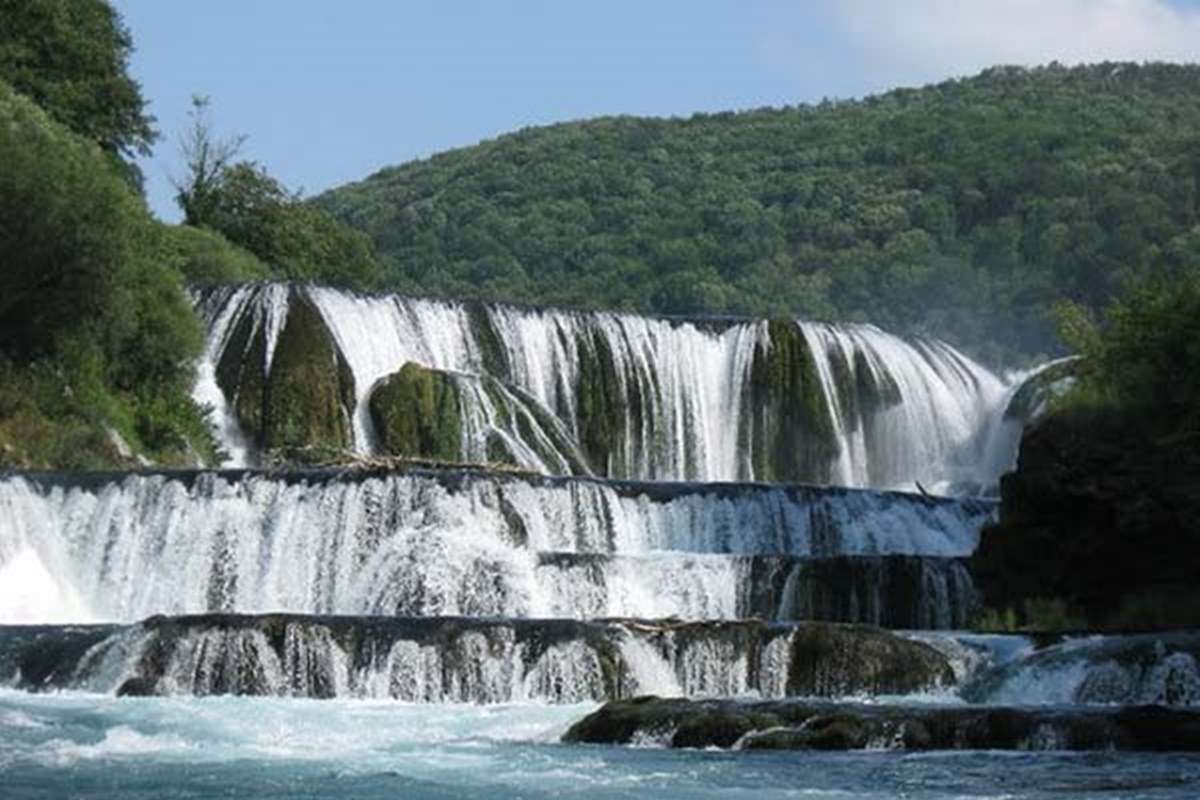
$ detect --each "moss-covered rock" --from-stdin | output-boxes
[1003,358,1078,423]
[467,302,511,381]
[262,295,356,458]
[787,623,955,696]
[369,362,463,460]
[574,329,628,474]
[742,320,838,483]
[210,287,355,461]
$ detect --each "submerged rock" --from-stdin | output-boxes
[564,697,1200,751]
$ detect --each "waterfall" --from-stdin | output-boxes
[0,470,991,625]
[961,633,1200,707]
[0,616,953,703]
[193,284,1022,491]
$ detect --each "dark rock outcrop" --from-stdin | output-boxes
[564,697,1200,751]
[973,406,1200,629]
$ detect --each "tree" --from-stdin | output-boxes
[0,80,199,387]
[172,106,382,290]
[173,95,246,228]
[0,0,156,181]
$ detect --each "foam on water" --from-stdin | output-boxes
[3,689,1200,800]
[0,548,96,625]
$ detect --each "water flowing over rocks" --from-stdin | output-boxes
[962,632,1200,707]
[194,284,1020,492]
[6,284,1196,762]
[0,469,991,625]
[0,616,953,703]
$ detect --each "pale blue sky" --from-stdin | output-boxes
[113,1,1200,221]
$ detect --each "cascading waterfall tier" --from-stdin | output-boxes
[194,284,1020,492]
[0,615,954,703]
[6,616,1197,711]
[0,469,992,626]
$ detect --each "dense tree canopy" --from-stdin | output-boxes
[0,0,156,182]
[0,79,214,468]
[318,63,1200,365]
[173,97,382,290]
[180,160,382,289]
[1058,267,1200,440]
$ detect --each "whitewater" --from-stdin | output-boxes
[3,285,1198,799]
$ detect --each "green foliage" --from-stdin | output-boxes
[0,0,156,182]
[318,63,1200,365]
[173,98,383,290]
[0,83,198,394]
[185,160,383,289]
[0,79,217,469]
[155,224,271,285]
[1057,266,1200,438]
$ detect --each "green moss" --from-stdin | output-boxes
[745,320,838,483]
[467,302,510,380]
[368,362,463,461]
[575,329,628,475]
[262,295,356,458]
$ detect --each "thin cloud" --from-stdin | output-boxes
[766,0,1200,92]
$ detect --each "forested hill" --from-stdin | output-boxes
[316,63,1200,365]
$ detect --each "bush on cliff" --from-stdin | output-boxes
[974,269,1200,630]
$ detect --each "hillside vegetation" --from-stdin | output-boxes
[318,63,1200,365]
[0,0,386,468]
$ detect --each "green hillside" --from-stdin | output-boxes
[318,63,1200,365]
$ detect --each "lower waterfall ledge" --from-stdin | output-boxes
[0,614,953,702]
[563,697,1200,751]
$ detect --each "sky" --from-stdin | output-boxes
[114,0,1200,222]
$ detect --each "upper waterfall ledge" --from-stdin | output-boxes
[193,283,1033,492]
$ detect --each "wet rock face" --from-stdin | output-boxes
[973,407,1200,628]
[746,555,977,629]
[368,363,463,461]
[563,698,1200,751]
